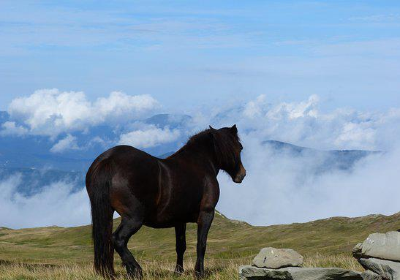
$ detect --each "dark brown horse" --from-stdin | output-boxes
[86,125,246,278]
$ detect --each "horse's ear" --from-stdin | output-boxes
[230,124,238,134]
[209,125,218,139]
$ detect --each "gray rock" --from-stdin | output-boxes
[287,267,363,280]
[239,265,362,280]
[252,247,304,269]
[354,232,400,261]
[359,258,400,280]
[239,265,291,280]
[361,270,383,280]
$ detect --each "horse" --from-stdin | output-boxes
[85,125,246,278]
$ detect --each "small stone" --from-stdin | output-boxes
[252,247,303,269]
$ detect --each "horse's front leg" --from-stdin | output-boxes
[195,210,214,278]
[174,223,186,274]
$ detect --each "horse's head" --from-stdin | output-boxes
[209,124,246,183]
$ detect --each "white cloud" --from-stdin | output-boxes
[0,121,28,136]
[243,95,268,118]
[334,122,377,149]
[6,89,160,137]
[217,141,400,226]
[0,174,90,228]
[196,95,400,151]
[118,126,180,148]
[50,134,80,153]
[94,91,161,120]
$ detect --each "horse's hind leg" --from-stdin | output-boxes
[113,216,143,278]
[174,223,186,274]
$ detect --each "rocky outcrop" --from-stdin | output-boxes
[240,231,400,280]
[239,247,361,280]
[252,247,304,269]
[240,265,362,280]
[353,231,400,280]
[358,258,400,280]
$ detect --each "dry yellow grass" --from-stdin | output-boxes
[303,254,362,271]
[2,211,394,279]
[0,254,362,280]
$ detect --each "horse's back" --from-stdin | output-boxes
[87,145,161,215]
[87,145,158,180]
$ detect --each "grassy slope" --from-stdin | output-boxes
[1,211,400,267]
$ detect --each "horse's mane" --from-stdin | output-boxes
[186,129,212,145]
[176,128,240,167]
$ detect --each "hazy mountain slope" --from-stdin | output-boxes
[263,140,380,172]
[0,168,84,195]
[1,211,399,265]
[0,138,378,197]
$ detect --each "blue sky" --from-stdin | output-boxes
[2,1,400,227]
[1,0,400,111]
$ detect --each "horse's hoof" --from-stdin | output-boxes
[195,270,205,279]
[174,265,184,275]
[127,267,143,279]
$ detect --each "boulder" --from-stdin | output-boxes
[252,247,304,269]
[358,258,400,280]
[239,265,362,280]
[361,270,383,280]
[353,232,400,261]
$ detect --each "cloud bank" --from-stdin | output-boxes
[198,94,400,151]
[217,142,400,225]
[4,89,160,137]
[0,174,90,228]
[1,91,400,228]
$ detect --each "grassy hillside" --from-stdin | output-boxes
[0,212,399,279]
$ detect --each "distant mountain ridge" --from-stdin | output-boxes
[263,140,380,173]
[0,112,381,197]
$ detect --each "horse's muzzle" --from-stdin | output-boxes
[233,168,246,183]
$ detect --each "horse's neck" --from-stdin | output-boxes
[173,144,219,175]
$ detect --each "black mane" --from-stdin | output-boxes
[178,127,240,168]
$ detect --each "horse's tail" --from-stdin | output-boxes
[86,159,115,278]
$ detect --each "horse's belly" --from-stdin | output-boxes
[143,207,198,228]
